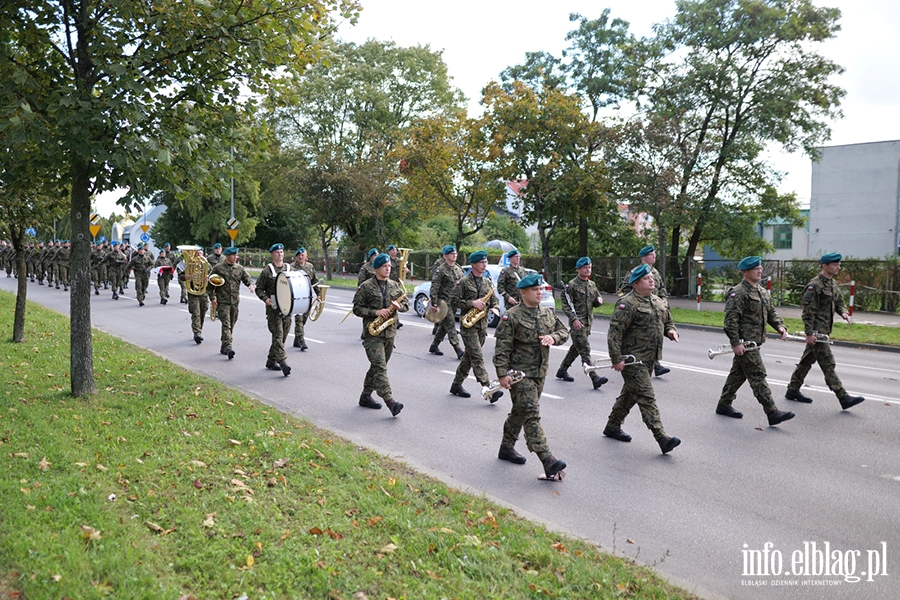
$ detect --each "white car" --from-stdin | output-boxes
[412,264,555,327]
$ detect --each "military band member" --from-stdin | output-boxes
[126,243,154,306]
[715,256,795,426]
[291,247,317,350]
[785,253,864,410]
[494,274,568,478]
[209,246,255,359]
[358,247,378,286]
[255,243,293,376]
[497,248,526,308]
[556,257,608,389]
[621,246,671,376]
[428,245,465,359]
[207,242,223,267]
[154,247,174,304]
[604,264,681,454]
[182,248,211,344]
[449,250,501,400]
[103,241,127,299]
[353,253,408,417]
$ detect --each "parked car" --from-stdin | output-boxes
[413,264,555,327]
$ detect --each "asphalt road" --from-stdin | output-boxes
[7,276,899,600]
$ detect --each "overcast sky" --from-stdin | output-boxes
[95,0,900,215]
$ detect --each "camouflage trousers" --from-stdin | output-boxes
[91,268,100,289]
[178,278,187,302]
[454,327,489,386]
[216,302,240,350]
[559,325,592,371]
[362,336,395,402]
[188,293,209,335]
[718,349,777,414]
[109,267,123,292]
[56,264,69,286]
[294,312,308,343]
[158,275,171,300]
[502,376,551,459]
[788,343,846,399]
[607,361,667,441]
[431,305,460,350]
[133,274,149,303]
[266,308,291,363]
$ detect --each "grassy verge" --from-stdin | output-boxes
[0,291,698,600]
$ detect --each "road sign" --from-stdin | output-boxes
[140,233,150,243]
[26,227,36,236]
[98,236,107,243]
[227,229,239,242]
[90,224,101,238]
[140,224,150,233]
[227,217,239,230]
[90,213,100,225]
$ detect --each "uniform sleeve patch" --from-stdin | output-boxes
[501,314,509,321]
[729,292,736,298]
[807,285,814,290]
[618,304,626,309]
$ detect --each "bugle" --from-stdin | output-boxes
[708,341,758,359]
[583,355,642,374]
[784,331,833,345]
[481,370,525,401]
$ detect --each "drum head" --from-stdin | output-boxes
[275,271,313,317]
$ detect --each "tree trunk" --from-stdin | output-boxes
[12,229,27,343]
[669,224,683,296]
[578,216,588,258]
[69,160,96,397]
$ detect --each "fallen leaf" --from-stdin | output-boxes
[246,555,254,568]
[551,542,567,553]
[12,452,29,459]
[379,542,398,554]
[38,457,51,471]
[228,439,241,446]
[278,530,291,542]
[80,525,101,541]
[616,583,628,592]
[202,514,215,528]
[230,479,248,489]
[96,464,108,472]
[309,527,323,536]
[52,574,62,582]
[74,462,88,467]
[273,458,289,469]
[191,460,207,468]
[626,538,635,544]
[193,479,204,489]
[367,516,383,527]
[314,449,326,460]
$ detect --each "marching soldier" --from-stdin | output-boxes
[621,246,671,376]
[255,243,293,376]
[428,245,465,359]
[715,256,795,426]
[207,243,223,267]
[449,250,501,401]
[353,253,408,417]
[34,241,47,285]
[603,264,681,454]
[102,241,127,299]
[497,249,526,308]
[90,242,103,294]
[121,241,132,289]
[97,241,110,289]
[493,273,569,479]
[291,247,318,350]
[556,257,607,389]
[181,248,210,344]
[126,243,154,306]
[56,240,71,291]
[785,253,864,410]
[208,246,255,359]
[154,247,174,304]
[357,247,379,286]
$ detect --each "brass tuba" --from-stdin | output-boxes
[308,283,330,321]
[397,247,412,283]
[177,245,211,296]
[461,287,495,329]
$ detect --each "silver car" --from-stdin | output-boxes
[412,264,555,327]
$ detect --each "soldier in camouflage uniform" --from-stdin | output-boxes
[428,245,465,358]
[620,246,671,376]
[493,273,569,478]
[715,256,795,426]
[209,246,255,359]
[180,248,210,344]
[449,250,501,400]
[97,241,110,289]
[33,241,46,285]
[255,243,293,376]
[56,240,71,291]
[785,253,864,410]
[126,243,154,306]
[47,241,60,286]
[357,247,378,286]
[89,242,102,294]
[154,248,174,304]
[497,248,526,308]
[556,257,608,389]
[206,243,223,267]
[102,241,127,299]
[291,247,318,350]
[604,264,682,454]
[352,253,408,417]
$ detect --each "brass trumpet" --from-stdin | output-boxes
[583,355,642,374]
[481,370,525,401]
[708,341,758,359]
[784,332,833,345]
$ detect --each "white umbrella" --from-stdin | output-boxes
[481,239,517,253]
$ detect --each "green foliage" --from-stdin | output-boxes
[480,215,531,252]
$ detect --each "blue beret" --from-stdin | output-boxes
[575,257,591,269]
[269,243,284,252]
[468,250,488,263]
[737,256,761,271]
[506,249,520,258]
[164,242,171,248]
[387,244,397,251]
[629,263,651,284]
[442,245,457,255]
[213,243,222,249]
[516,273,544,289]
[638,245,655,257]
[367,247,379,259]
[372,253,390,269]
[820,252,842,264]
[137,242,145,248]
[295,247,306,255]
[223,246,238,256]
[111,241,119,246]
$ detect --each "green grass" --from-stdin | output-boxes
[0,291,699,600]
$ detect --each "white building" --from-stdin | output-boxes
[757,209,810,260]
[809,140,900,259]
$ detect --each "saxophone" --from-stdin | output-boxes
[461,287,495,329]
[367,292,408,336]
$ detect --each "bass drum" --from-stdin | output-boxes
[275,270,313,317]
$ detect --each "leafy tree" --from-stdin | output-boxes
[1,0,359,395]
[480,215,530,254]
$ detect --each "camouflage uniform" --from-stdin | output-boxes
[389,256,401,283]
[788,274,848,399]
[353,276,409,404]
[97,243,110,288]
[606,292,676,440]
[255,262,293,366]
[357,262,376,286]
[154,254,174,302]
[102,246,127,297]
[718,280,784,415]
[206,250,223,268]
[292,258,318,347]
[493,304,568,459]
[208,259,253,353]
[57,242,71,290]
[430,260,464,352]
[126,251,154,304]
[451,270,500,387]
[620,266,667,298]
[497,264,526,307]
[558,275,602,371]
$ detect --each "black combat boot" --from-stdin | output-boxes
[658,436,681,454]
[556,368,574,382]
[654,364,671,376]
[359,393,382,409]
[454,346,465,360]
[767,410,795,426]
[602,425,631,442]
[449,383,471,398]
[280,362,291,377]
[385,399,403,416]
[715,405,743,418]
[429,344,444,356]
[498,445,526,464]
[193,334,203,344]
[590,373,608,389]
[541,455,566,478]
[785,389,813,403]
[839,394,865,410]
